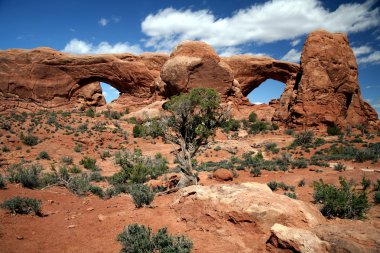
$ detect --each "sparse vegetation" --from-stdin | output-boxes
[117,224,193,253]
[20,133,39,146]
[0,174,6,189]
[79,156,99,171]
[1,197,42,216]
[313,178,369,219]
[129,184,155,208]
[38,151,50,160]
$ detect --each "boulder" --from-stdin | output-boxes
[213,169,234,181]
[267,223,330,253]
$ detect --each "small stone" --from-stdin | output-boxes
[98,214,106,222]
[68,225,77,229]
[47,200,54,204]
[86,207,94,211]
[16,235,24,240]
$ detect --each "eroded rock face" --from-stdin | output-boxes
[286,30,378,127]
[0,30,377,127]
[161,41,234,97]
[0,47,168,110]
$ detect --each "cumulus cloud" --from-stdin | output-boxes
[357,51,380,64]
[62,39,142,54]
[253,102,263,105]
[281,49,301,62]
[141,0,379,52]
[99,18,108,27]
[352,46,372,57]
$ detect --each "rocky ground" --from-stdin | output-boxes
[0,108,379,253]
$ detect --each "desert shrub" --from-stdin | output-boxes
[314,138,326,147]
[214,146,221,151]
[313,178,369,219]
[89,172,105,182]
[86,108,95,118]
[373,179,380,191]
[284,129,294,135]
[293,131,314,146]
[129,184,154,208]
[248,121,270,134]
[221,119,240,133]
[250,167,261,177]
[74,143,82,153]
[117,224,193,253]
[284,192,297,199]
[77,123,88,133]
[132,124,145,138]
[265,142,279,154]
[374,192,380,204]
[61,156,73,165]
[100,149,111,160]
[334,163,346,172]
[0,174,6,189]
[1,197,42,216]
[248,112,257,122]
[68,165,82,174]
[267,181,278,191]
[327,124,341,136]
[79,156,99,171]
[39,171,59,187]
[89,185,104,198]
[361,177,371,191]
[355,148,377,163]
[67,174,91,196]
[298,179,305,187]
[20,133,39,146]
[2,146,10,152]
[38,151,50,160]
[291,158,308,169]
[1,121,11,131]
[7,163,42,189]
[112,151,168,185]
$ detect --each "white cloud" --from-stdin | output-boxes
[366,85,372,89]
[290,39,301,47]
[141,0,379,52]
[357,51,380,64]
[218,47,242,56]
[99,18,108,27]
[352,46,372,57]
[281,48,301,62]
[364,98,373,103]
[253,102,263,105]
[62,39,143,54]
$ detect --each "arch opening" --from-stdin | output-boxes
[246,79,285,105]
[100,82,121,104]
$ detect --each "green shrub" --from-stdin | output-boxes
[89,172,105,182]
[374,192,380,204]
[284,129,294,135]
[355,148,377,163]
[86,108,95,118]
[1,197,42,216]
[214,146,221,151]
[267,181,278,191]
[284,192,297,199]
[61,156,73,165]
[291,158,308,169]
[20,133,39,146]
[79,156,99,171]
[327,124,341,136]
[248,112,257,122]
[250,167,261,177]
[221,119,240,133]
[89,185,104,198]
[373,179,380,191]
[0,174,6,189]
[313,178,369,219]
[7,163,41,189]
[74,143,82,152]
[117,224,193,253]
[248,121,269,134]
[334,163,346,172]
[298,179,305,187]
[265,142,279,154]
[39,171,59,187]
[293,131,314,146]
[38,151,50,160]
[361,177,371,191]
[100,149,111,159]
[129,184,154,208]
[68,165,82,174]
[2,146,10,152]
[133,124,145,138]
[67,174,91,196]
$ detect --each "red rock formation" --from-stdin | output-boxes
[0,30,377,127]
[160,41,234,97]
[0,47,168,111]
[286,30,378,127]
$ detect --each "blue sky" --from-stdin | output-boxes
[0,0,379,113]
